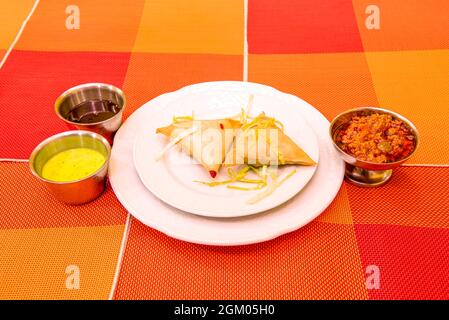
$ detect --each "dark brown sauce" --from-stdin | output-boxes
[67,99,121,124]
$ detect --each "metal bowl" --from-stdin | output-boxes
[29,130,111,204]
[329,107,419,187]
[55,83,126,144]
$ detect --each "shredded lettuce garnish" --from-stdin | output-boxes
[246,168,297,204]
[227,184,266,191]
[242,113,284,132]
[194,164,296,204]
[170,94,284,131]
[172,112,195,124]
[194,166,251,186]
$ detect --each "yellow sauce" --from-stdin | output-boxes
[42,148,105,182]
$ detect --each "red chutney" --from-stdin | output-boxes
[336,113,415,163]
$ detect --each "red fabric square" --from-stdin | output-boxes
[355,224,449,300]
[248,0,364,53]
[0,50,130,159]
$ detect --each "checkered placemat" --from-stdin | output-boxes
[1,0,448,299]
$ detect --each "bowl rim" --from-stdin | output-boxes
[54,82,126,126]
[329,106,420,166]
[29,130,111,185]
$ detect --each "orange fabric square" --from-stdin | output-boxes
[347,167,449,229]
[15,0,145,52]
[133,0,244,54]
[122,53,243,118]
[114,219,368,299]
[0,162,128,229]
[0,0,35,49]
[0,225,125,299]
[249,53,379,121]
[353,0,449,51]
[366,50,449,164]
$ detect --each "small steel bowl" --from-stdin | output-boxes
[29,130,111,204]
[329,107,419,187]
[55,83,126,144]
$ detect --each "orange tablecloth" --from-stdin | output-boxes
[1,0,448,300]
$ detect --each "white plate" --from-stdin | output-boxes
[133,90,319,218]
[109,81,344,246]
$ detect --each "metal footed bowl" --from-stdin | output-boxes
[329,107,419,187]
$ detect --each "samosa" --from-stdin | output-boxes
[224,113,316,167]
[156,118,241,178]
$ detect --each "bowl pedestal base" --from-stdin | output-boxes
[344,164,392,187]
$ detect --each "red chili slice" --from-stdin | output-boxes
[209,170,217,178]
